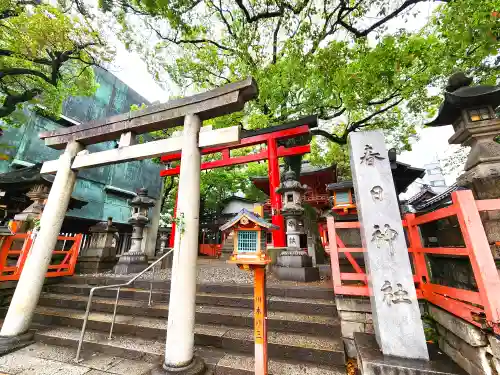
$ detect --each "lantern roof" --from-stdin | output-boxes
[219,208,279,231]
[129,188,156,207]
[427,72,500,127]
[276,168,307,194]
[326,180,353,191]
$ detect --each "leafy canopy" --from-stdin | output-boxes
[0,0,113,125]
[107,0,498,157]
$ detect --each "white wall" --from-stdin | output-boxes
[222,200,255,215]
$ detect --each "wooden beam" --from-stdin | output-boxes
[39,78,257,149]
[40,126,240,174]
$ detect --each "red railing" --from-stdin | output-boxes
[199,244,222,257]
[326,190,500,334]
[0,232,83,281]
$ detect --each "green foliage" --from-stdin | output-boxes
[100,0,498,215]
[0,0,113,125]
[102,0,497,158]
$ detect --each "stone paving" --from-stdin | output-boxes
[0,342,158,375]
[78,258,331,286]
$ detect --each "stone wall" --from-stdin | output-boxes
[336,296,374,358]
[336,295,426,358]
[428,304,500,375]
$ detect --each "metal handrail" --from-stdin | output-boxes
[74,248,174,362]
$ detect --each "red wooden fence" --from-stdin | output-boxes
[326,190,500,335]
[0,232,83,281]
[199,244,222,257]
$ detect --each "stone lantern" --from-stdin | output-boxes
[274,168,320,281]
[114,188,156,274]
[77,217,119,273]
[13,184,49,232]
[427,72,500,258]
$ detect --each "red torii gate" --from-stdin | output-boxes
[161,116,318,249]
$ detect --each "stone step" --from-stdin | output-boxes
[44,284,338,316]
[38,292,340,336]
[60,275,334,300]
[32,306,345,366]
[33,326,345,375]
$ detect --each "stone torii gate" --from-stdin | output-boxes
[0,78,258,375]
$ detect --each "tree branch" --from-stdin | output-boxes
[338,0,448,38]
[272,18,282,64]
[0,68,53,85]
[348,98,404,132]
[310,128,346,143]
[235,0,309,23]
[0,88,40,118]
[367,90,401,105]
[150,25,236,53]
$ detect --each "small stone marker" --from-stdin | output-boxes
[349,130,429,360]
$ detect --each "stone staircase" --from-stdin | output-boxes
[28,275,345,374]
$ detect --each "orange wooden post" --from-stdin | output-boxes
[326,216,342,293]
[405,213,430,293]
[253,265,268,375]
[453,190,500,334]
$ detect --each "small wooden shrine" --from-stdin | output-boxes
[219,208,278,268]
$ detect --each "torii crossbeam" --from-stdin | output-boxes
[0,78,258,375]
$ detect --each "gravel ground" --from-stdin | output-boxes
[78,259,331,288]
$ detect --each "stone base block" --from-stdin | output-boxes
[0,330,35,356]
[428,305,487,346]
[273,265,320,282]
[150,356,205,375]
[159,251,173,269]
[114,252,148,275]
[114,262,149,274]
[276,251,312,268]
[355,332,466,375]
[75,256,117,274]
[267,247,286,266]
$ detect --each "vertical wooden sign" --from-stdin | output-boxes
[254,266,268,375]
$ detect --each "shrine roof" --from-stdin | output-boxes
[0,164,88,208]
[412,183,465,212]
[392,161,425,194]
[251,162,336,195]
[326,181,353,191]
[219,208,279,231]
[0,164,54,187]
[427,73,500,126]
[406,185,437,205]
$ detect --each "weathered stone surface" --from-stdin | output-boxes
[439,337,486,375]
[488,334,500,359]
[355,332,466,375]
[40,78,257,149]
[349,131,428,360]
[273,266,320,282]
[341,321,365,339]
[428,305,487,346]
[335,296,372,313]
[343,338,357,358]
[0,330,34,355]
[437,324,492,374]
[339,311,367,323]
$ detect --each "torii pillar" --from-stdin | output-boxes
[0,78,258,374]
